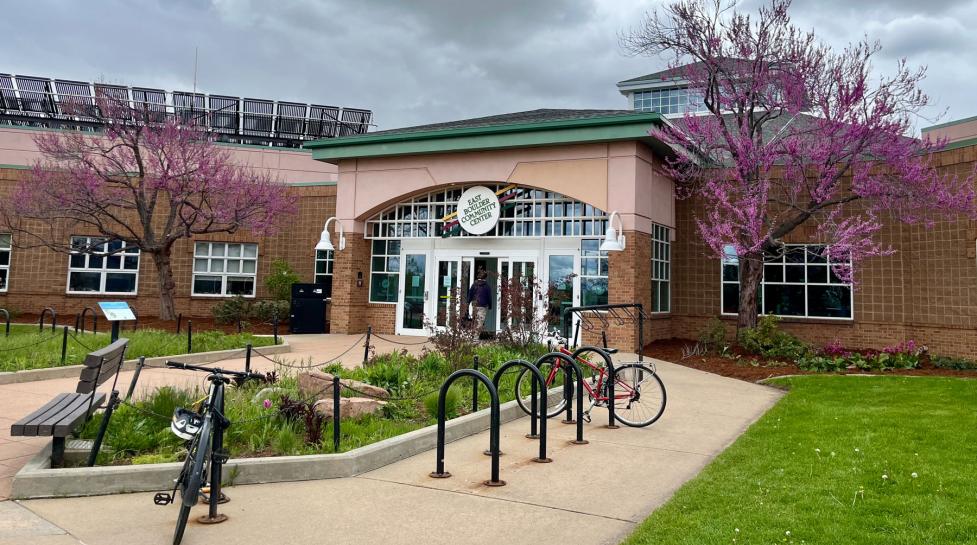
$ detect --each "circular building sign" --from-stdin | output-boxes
[456,186,500,235]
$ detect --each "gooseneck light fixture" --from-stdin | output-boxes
[599,211,626,252]
[315,217,346,252]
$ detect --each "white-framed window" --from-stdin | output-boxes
[651,224,671,313]
[721,244,853,319]
[369,240,400,303]
[632,87,705,115]
[580,239,609,306]
[0,234,10,292]
[365,185,608,240]
[67,236,140,294]
[314,249,333,296]
[192,242,258,297]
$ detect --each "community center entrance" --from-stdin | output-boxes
[376,185,611,336]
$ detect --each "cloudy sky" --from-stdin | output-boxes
[1,0,974,131]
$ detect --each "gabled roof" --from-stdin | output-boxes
[305,109,667,162]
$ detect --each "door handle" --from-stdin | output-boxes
[424,290,429,301]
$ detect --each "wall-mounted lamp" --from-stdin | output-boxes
[315,217,346,252]
[600,211,626,252]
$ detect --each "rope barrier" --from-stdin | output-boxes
[0,333,61,353]
[370,333,431,346]
[251,333,367,370]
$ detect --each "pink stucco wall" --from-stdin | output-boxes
[923,117,977,144]
[0,126,337,183]
[335,140,675,234]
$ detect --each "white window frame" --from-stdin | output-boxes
[66,236,140,295]
[720,243,854,320]
[0,234,10,293]
[579,239,609,307]
[365,185,608,240]
[632,87,705,115]
[369,239,400,304]
[191,242,258,298]
[651,224,671,313]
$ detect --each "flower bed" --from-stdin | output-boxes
[79,343,546,466]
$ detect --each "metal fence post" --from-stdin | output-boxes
[471,355,479,413]
[176,313,182,334]
[363,325,372,364]
[60,326,68,364]
[273,319,279,346]
[0,309,9,337]
[332,376,341,452]
[245,343,253,374]
[187,320,193,354]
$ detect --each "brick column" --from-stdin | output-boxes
[600,230,653,352]
[330,233,371,334]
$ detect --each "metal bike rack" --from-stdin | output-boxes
[430,369,505,486]
[572,346,619,429]
[0,308,9,337]
[492,359,550,463]
[536,352,587,445]
[563,303,648,361]
[39,307,56,333]
[75,307,97,335]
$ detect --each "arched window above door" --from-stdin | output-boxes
[364,184,608,239]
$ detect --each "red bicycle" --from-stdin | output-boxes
[514,334,666,427]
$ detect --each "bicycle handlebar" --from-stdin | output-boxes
[166,360,266,381]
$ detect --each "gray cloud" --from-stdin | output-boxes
[0,0,973,131]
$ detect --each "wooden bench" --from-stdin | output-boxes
[10,338,130,467]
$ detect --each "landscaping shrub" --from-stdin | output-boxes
[253,299,289,324]
[932,355,977,370]
[211,295,252,325]
[697,316,727,352]
[265,259,300,301]
[738,315,809,360]
[797,353,849,372]
[423,386,462,419]
[363,353,411,394]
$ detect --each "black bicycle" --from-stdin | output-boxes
[153,361,265,545]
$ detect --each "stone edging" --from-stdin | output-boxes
[10,390,562,499]
[0,341,291,385]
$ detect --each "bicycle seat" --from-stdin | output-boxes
[604,348,619,355]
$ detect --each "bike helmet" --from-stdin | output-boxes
[170,408,203,441]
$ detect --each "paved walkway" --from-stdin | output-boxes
[0,333,430,501]
[1,353,783,545]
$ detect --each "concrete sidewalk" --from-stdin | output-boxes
[0,333,430,501]
[2,356,783,545]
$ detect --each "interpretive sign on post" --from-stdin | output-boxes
[98,301,136,322]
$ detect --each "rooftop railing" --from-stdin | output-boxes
[0,74,373,148]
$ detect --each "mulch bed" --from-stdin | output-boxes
[642,338,977,383]
[13,313,285,335]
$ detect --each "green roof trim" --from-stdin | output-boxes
[0,163,31,170]
[306,111,665,161]
[940,136,977,151]
[922,115,977,133]
[288,181,337,187]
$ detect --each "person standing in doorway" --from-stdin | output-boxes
[468,269,492,334]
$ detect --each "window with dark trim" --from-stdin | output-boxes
[369,240,400,303]
[651,224,670,313]
[0,234,10,292]
[314,249,333,297]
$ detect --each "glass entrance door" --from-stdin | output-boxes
[499,257,538,332]
[435,258,460,328]
[546,253,576,338]
[397,253,428,334]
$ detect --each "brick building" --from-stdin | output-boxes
[1,73,976,357]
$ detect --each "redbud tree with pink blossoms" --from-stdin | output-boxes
[623,0,977,330]
[0,95,296,320]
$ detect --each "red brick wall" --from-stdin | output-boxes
[0,166,336,320]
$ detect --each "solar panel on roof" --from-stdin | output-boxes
[14,76,55,116]
[0,73,372,145]
[208,95,239,134]
[0,75,17,111]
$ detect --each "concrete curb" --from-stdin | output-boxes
[10,389,562,499]
[0,341,292,385]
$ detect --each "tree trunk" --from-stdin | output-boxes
[152,249,178,321]
[737,256,763,332]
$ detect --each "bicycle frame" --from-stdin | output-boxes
[547,345,638,405]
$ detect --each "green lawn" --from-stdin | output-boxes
[0,323,276,372]
[624,375,977,545]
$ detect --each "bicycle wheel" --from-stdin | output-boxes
[173,416,212,545]
[607,364,666,427]
[514,361,566,419]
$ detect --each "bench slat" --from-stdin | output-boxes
[44,393,105,436]
[11,393,74,436]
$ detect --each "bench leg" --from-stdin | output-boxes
[51,437,65,468]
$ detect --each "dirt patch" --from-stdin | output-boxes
[643,338,977,383]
